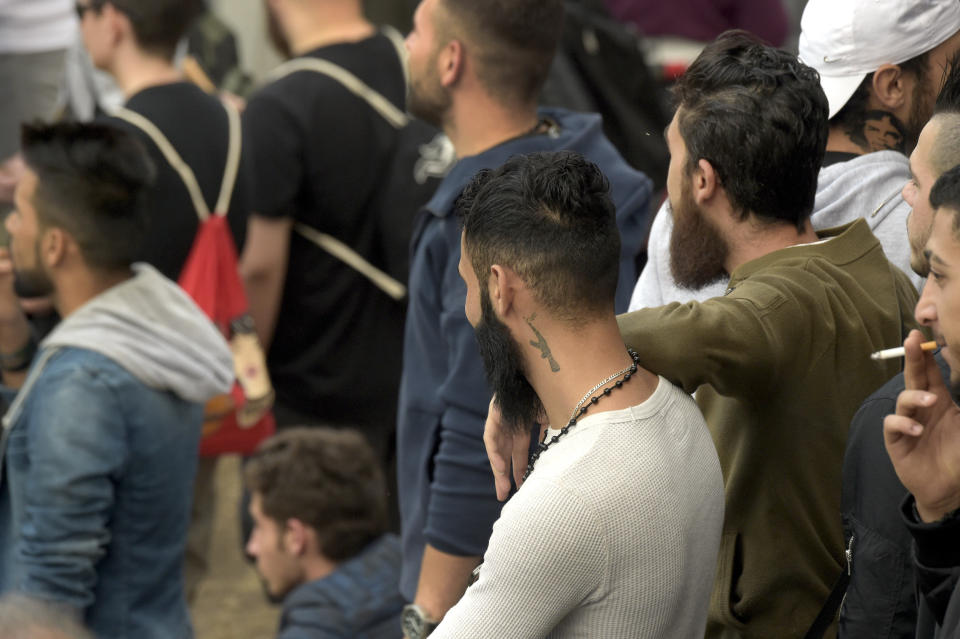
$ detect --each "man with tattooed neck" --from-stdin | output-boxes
[630,0,960,310]
[432,151,724,638]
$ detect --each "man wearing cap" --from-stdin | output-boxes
[630,0,960,311]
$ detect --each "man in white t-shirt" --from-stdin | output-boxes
[425,150,724,639]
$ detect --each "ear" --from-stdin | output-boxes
[691,158,719,205]
[40,228,68,269]
[871,64,909,112]
[102,2,133,47]
[438,39,464,88]
[284,518,308,556]
[487,264,519,318]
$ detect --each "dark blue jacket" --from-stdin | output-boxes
[396,108,653,598]
[277,534,403,639]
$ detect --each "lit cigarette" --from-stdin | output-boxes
[870,341,938,360]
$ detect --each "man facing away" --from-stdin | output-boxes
[884,164,960,637]
[487,32,919,638]
[240,0,434,462]
[244,428,404,639]
[429,150,723,638]
[0,122,233,637]
[77,0,250,279]
[397,0,652,630]
[631,0,960,310]
[75,0,255,598]
[840,61,960,638]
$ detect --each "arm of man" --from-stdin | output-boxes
[241,214,292,349]
[17,366,126,610]
[240,93,304,349]
[617,288,788,397]
[413,221,504,620]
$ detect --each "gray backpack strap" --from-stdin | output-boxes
[113,100,243,220]
[265,55,409,129]
[265,42,413,301]
[293,223,407,301]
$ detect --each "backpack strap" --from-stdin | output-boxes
[380,25,410,87]
[265,54,409,129]
[293,222,407,301]
[113,99,242,221]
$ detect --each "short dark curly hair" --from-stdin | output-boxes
[673,30,828,230]
[244,428,387,562]
[458,150,620,323]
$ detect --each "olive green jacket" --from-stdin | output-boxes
[618,219,919,638]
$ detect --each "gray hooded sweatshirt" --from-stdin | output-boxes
[629,150,922,310]
[6,262,233,427]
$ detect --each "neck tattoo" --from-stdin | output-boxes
[523,348,640,480]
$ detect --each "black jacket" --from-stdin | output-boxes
[902,496,960,638]
[839,353,951,638]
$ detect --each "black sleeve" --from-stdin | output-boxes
[242,90,304,219]
[902,495,960,627]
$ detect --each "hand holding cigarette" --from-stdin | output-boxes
[883,329,960,522]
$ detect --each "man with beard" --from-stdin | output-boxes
[396,0,652,633]
[884,164,960,637]
[631,0,960,311]
[429,150,724,638]
[240,0,448,523]
[485,32,919,638]
[0,122,233,638]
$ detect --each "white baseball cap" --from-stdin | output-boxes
[799,0,960,118]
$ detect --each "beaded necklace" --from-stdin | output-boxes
[523,348,640,480]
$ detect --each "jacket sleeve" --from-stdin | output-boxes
[616,282,799,398]
[902,495,960,628]
[422,218,503,557]
[16,366,126,611]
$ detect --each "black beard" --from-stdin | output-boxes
[669,184,729,290]
[13,266,54,298]
[474,291,544,436]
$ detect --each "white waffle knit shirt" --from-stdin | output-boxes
[432,377,725,639]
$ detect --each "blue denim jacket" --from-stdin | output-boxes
[0,347,202,638]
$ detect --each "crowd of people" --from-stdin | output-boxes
[1,0,960,638]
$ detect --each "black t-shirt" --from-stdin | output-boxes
[105,82,251,279]
[243,33,410,432]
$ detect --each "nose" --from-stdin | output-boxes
[4,212,16,236]
[245,533,257,558]
[915,279,938,327]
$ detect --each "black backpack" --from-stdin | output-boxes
[541,0,671,192]
[266,27,454,301]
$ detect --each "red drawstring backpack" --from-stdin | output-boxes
[115,102,275,456]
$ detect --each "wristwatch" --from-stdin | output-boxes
[402,604,438,639]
